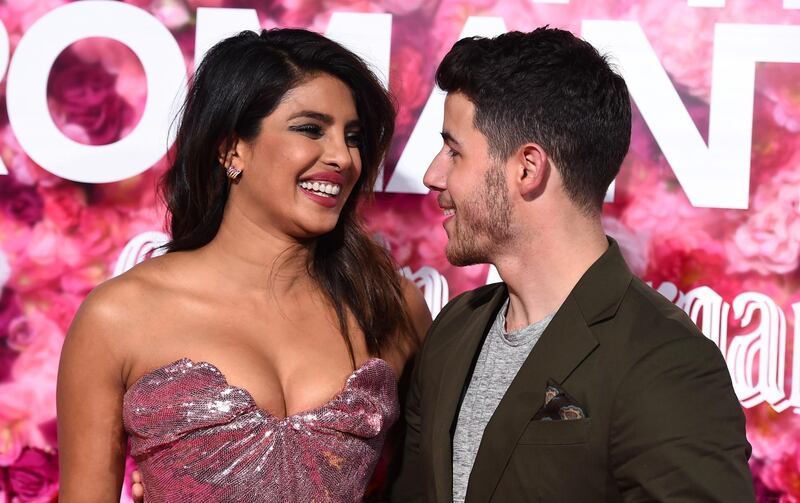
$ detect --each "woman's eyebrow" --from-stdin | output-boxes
[287,111,334,124]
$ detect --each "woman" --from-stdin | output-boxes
[57,29,430,502]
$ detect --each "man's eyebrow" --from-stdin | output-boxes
[288,111,334,125]
[441,131,461,147]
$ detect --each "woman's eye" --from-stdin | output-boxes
[345,132,363,148]
[291,124,323,137]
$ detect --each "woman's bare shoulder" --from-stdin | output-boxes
[66,252,194,354]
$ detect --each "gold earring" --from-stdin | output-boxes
[225,165,242,183]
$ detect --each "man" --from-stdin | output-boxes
[390,28,754,502]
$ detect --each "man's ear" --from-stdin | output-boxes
[514,143,549,200]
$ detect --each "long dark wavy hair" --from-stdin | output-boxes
[161,29,413,365]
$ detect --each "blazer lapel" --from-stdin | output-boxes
[465,296,598,503]
[465,239,632,503]
[431,285,507,503]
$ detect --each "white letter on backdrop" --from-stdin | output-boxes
[325,12,392,190]
[194,8,259,71]
[582,21,800,209]
[195,10,391,83]
[0,19,8,175]
[6,1,186,184]
[727,292,788,410]
[386,16,508,194]
[682,285,730,351]
[326,13,392,90]
[789,302,800,412]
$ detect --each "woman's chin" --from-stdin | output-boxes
[294,220,339,240]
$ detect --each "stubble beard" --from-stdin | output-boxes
[445,162,514,267]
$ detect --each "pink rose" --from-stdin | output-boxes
[622,182,713,240]
[630,0,794,101]
[277,0,323,27]
[0,381,49,466]
[90,157,169,210]
[749,94,798,192]
[0,0,65,42]
[643,229,734,297]
[726,159,800,275]
[0,127,62,189]
[69,38,148,120]
[0,178,43,227]
[759,63,800,133]
[41,185,86,232]
[25,291,82,335]
[185,0,227,8]
[73,207,124,261]
[152,0,191,29]
[0,290,22,334]
[46,48,136,146]
[601,216,649,276]
[7,316,33,352]
[9,310,63,385]
[0,447,58,502]
[11,223,71,291]
[390,43,431,138]
[60,260,110,295]
[0,313,61,462]
[0,291,22,382]
[757,444,800,500]
[380,0,428,16]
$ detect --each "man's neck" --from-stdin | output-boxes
[494,220,608,332]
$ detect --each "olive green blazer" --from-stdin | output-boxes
[391,239,754,502]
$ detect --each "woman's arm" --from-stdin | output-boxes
[57,284,131,502]
[402,277,433,347]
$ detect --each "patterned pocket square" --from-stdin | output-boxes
[533,382,587,421]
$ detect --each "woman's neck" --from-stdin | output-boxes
[197,205,314,298]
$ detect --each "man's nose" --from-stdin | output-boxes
[423,151,447,192]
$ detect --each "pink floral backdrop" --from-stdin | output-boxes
[0,0,798,501]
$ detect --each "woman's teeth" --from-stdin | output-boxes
[299,180,341,197]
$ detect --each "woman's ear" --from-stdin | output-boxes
[219,137,245,168]
[218,137,245,182]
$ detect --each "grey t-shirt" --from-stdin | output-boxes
[452,298,554,503]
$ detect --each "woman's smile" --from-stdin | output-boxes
[298,171,346,208]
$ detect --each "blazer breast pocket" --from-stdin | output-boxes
[507,418,599,502]
[517,418,592,445]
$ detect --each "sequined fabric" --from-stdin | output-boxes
[122,358,398,503]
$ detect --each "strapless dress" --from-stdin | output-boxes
[122,357,398,502]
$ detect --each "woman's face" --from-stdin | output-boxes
[229,73,364,239]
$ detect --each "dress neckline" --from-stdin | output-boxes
[123,357,395,421]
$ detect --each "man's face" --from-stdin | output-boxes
[423,92,513,266]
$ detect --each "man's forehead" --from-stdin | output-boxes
[444,92,473,112]
[443,92,475,129]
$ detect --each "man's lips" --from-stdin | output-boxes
[438,195,455,219]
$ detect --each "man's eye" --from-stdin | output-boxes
[447,148,459,158]
[291,124,323,137]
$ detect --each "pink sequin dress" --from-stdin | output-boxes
[122,357,398,503]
